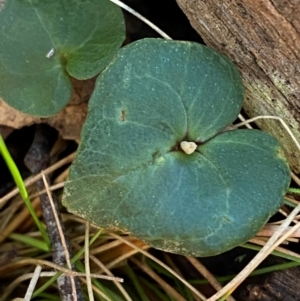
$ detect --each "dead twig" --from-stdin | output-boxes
[24,124,84,301]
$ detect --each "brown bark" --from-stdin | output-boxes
[239,267,300,301]
[176,0,300,172]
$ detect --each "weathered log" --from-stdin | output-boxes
[176,0,300,172]
[238,267,300,301]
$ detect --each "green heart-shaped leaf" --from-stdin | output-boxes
[0,0,125,116]
[63,39,290,256]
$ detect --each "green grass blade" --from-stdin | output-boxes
[242,243,300,263]
[0,135,50,248]
[9,233,49,252]
[124,264,149,301]
[139,278,173,301]
[284,198,297,207]
[75,260,126,301]
[146,259,194,300]
[190,261,300,285]
[34,291,62,301]
[0,135,28,199]
[288,187,300,194]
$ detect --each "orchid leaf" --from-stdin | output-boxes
[63,39,290,256]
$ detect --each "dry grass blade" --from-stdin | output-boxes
[105,246,150,270]
[186,256,236,301]
[90,239,124,255]
[233,115,300,151]
[163,255,204,301]
[0,199,23,229]
[279,208,299,221]
[1,271,72,301]
[284,196,299,205]
[207,201,300,301]
[257,224,300,238]
[24,265,42,301]
[249,238,300,259]
[237,113,252,128]
[130,257,188,301]
[30,182,65,198]
[80,278,113,301]
[71,238,132,300]
[291,172,300,186]
[0,197,41,244]
[0,152,75,206]
[108,0,172,40]
[0,258,123,281]
[89,254,132,301]
[109,232,207,300]
[270,219,300,254]
[85,222,94,301]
